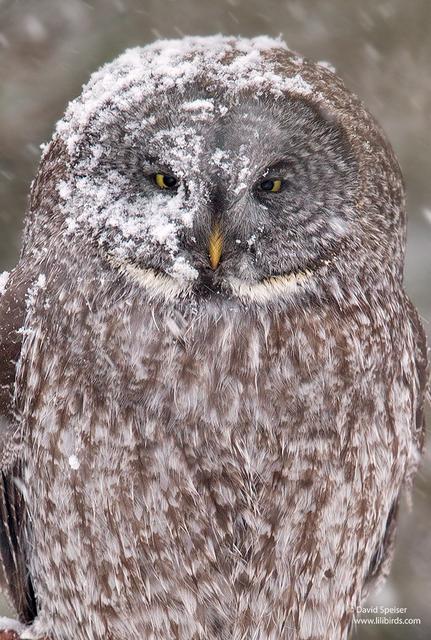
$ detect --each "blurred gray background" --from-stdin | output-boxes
[0,0,430,638]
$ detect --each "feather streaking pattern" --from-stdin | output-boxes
[0,34,428,640]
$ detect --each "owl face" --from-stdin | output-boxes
[55,37,361,304]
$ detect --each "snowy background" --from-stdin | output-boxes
[0,0,430,637]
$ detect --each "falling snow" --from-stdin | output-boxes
[68,455,80,470]
[0,271,9,296]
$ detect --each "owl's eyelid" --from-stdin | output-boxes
[143,166,174,177]
[259,175,285,182]
[141,158,178,177]
[256,166,289,188]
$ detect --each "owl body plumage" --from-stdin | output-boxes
[0,35,428,640]
[17,265,421,640]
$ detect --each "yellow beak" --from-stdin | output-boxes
[208,223,223,270]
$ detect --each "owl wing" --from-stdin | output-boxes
[406,297,429,461]
[0,268,37,623]
[364,297,429,593]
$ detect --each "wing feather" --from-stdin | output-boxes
[0,269,37,623]
[363,296,429,593]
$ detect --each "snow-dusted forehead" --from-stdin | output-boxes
[56,35,313,154]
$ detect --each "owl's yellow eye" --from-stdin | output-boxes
[259,178,283,193]
[154,173,178,189]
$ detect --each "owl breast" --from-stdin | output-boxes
[20,287,412,640]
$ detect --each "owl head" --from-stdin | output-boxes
[26,36,405,308]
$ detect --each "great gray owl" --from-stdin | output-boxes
[0,35,428,640]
